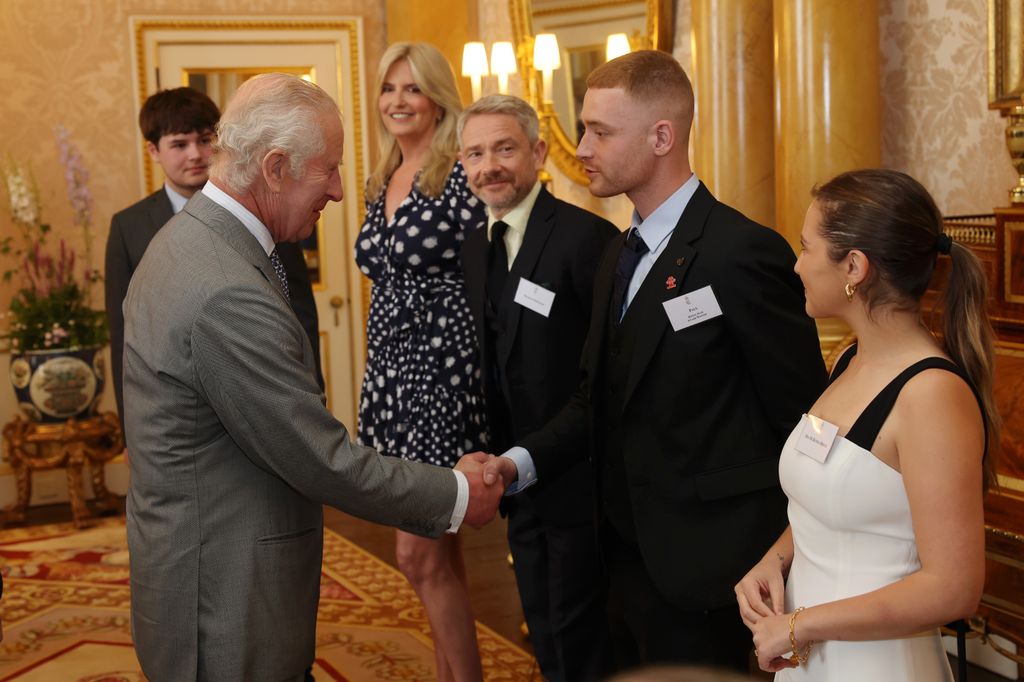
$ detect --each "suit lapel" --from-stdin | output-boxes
[619,183,715,411]
[497,188,557,367]
[147,189,174,231]
[585,229,622,386]
[183,192,289,305]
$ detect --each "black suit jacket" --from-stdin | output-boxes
[463,187,618,524]
[520,182,827,609]
[105,188,323,425]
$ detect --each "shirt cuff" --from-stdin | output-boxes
[501,446,538,495]
[447,469,469,533]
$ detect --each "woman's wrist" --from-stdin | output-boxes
[766,546,791,575]
[789,606,814,664]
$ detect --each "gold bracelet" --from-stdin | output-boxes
[789,606,814,665]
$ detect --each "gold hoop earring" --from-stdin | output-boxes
[844,282,857,302]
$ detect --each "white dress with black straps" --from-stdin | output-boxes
[776,352,976,681]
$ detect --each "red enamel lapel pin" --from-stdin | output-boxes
[665,276,677,290]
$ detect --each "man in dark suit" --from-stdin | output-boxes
[105,87,322,428]
[484,51,828,672]
[458,95,618,682]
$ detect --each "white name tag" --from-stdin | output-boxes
[514,277,555,318]
[662,285,723,331]
[794,414,839,463]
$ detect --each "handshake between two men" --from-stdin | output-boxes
[453,452,521,528]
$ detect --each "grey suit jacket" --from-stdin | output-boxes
[123,192,457,681]
[105,189,324,432]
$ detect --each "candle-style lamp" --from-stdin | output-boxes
[461,41,488,102]
[533,33,561,104]
[606,33,631,61]
[490,41,517,95]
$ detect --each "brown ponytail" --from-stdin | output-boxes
[942,242,1000,489]
[812,169,999,489]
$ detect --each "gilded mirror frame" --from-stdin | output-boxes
[989,0,1024,110]
[510,0,674,184]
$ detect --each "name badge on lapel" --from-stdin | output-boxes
[794,414,839,463]
[662,285,723,331]
[514,277,555,318]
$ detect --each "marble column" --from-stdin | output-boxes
[691,0,775,229]
[774,0,881,250]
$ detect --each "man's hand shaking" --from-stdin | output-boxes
[455,451,515,528]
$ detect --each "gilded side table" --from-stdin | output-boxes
[1,413,124,528]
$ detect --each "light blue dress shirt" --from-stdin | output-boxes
[164,183,189,215]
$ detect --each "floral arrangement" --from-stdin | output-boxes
[1,127,107,352]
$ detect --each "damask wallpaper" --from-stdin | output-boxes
[0,0,387,297]
[880,0,1016,215]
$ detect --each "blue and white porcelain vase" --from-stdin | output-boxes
[8,346,105,423]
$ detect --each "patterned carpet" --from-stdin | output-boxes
[0,518,535,681]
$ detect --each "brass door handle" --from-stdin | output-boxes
[329,296,345,325]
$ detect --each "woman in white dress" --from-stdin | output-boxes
[735,169,1000,680]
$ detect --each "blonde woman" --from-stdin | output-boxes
[354,42,487,681]
[736,169,998,680]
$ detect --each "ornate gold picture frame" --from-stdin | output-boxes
[989,0,1024,111]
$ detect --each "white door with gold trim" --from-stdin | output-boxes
[134,18,370,428]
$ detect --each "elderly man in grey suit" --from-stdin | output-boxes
[123,73,502,682]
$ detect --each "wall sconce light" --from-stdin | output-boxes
[461,41,488,101]
[533,33,561,104]
[606,33,631,61]
[490,41,517,95]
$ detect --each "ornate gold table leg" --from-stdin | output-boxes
[1,420,30,526]
[1,414,124,527]
[65,441,92,529]
[88,460,119,513]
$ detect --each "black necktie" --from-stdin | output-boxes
[269,248,291,302]
[486,221,510,309]
[611,228,648,324]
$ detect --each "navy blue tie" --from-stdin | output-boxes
[269,249,291,302]
[612,228,648,323]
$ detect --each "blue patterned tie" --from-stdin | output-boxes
[612,227,648,323]
[269,249,291,302]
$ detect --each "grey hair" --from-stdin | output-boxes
[213,73,341,192]
[457,94,540,147]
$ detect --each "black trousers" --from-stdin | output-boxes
[604,530,751,674]
[507,496,611,682]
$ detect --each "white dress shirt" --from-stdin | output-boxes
[487,181,542,269]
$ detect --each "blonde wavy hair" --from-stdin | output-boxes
[366,42,463,201]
